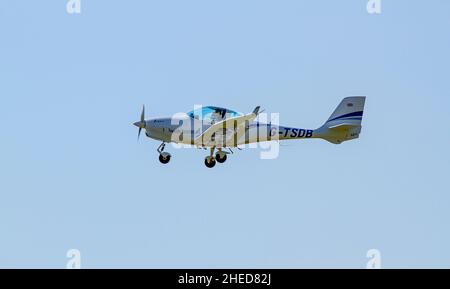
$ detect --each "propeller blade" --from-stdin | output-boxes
[141,105,145,123]
[136,105,145,141]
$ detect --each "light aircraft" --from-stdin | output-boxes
[133,96,366,168]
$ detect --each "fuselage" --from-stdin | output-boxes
[140,113,317,148]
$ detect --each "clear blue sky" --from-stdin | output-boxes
[1,0,449,268]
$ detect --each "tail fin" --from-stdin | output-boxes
[317,96,366,144]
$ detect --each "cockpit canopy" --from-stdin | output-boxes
[187,106,241,122]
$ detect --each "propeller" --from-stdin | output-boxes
[134,105,146,140]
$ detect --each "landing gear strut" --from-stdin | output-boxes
[204,147,216,168]
[157,142,171,164]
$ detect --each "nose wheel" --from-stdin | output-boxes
[157,143,171,164]
[159,152,171,164]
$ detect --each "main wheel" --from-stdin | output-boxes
[204,157,216,168]
[215,153,227,163]
[159,153,171,164]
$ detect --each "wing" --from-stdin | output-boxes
[194,106,260,147]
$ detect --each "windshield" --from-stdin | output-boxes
[187,106,241,122]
